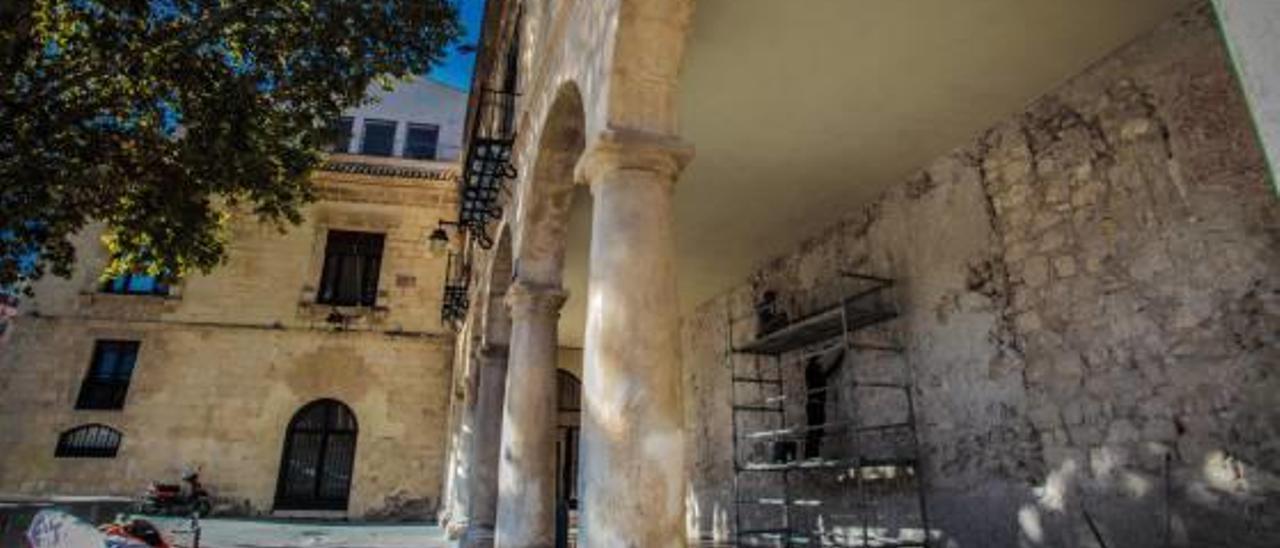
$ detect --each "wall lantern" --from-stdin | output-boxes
[428,220,462,256]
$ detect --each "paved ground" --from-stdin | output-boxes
[2,496,450,547]
[146,517,450,548]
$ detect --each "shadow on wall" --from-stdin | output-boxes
[1005,447,1279,548]
[687,447,1278,547]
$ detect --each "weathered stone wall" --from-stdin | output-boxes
[683,4,1279,547]
[0,167,459,520]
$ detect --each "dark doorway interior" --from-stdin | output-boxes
[555,369,582,510]
[274,399,359,511]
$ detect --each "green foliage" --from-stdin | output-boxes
[0,0,460,292]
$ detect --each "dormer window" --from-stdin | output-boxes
[327,116,354,153]
[405,123,440,160]
[360,119,397,157]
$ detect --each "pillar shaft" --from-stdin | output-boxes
[576,131,691,546]
[461,345,510,548]
[495,283,566,548]
[1212,0,1280,192]
[444,346,480,538]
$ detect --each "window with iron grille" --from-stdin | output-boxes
[404,123,440,160]
[317,231,385,307]
[55,424,122,458]
[75,340,140,410]
[101,271,169,296]
[327,117,354,153]
[360,119,397,156]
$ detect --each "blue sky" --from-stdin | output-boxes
[429,0,486,90]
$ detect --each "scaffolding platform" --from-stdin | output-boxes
[728,272,931,547]
[733,277,896,356]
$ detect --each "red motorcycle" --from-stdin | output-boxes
[136,469,212,517]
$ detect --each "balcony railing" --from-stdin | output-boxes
[458,88,519,249]
[441,250,470,325]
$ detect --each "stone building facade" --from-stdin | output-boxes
[0,79,465,519]
[441,1,1277,547]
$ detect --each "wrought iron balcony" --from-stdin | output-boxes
[458,88,519,249]
[441,250,470,325]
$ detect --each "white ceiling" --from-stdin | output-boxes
[558,0,1190,347]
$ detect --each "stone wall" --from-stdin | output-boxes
[0,168,458,519]
[682,4,1279,547]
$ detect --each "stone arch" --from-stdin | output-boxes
[513,81,587,287]
[481,222,516,347]
[274,398,359,511]
[603,0,696,134]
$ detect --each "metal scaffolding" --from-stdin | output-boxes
[728,273,931,547]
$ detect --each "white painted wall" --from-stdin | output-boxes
[1214,0,1280,192]
[339,77,469,162]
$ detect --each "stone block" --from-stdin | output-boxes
[1016,311,1044,331]
[1106,419,1142,444]
[1053,256,1078,278]
[1038,229,1069,252]
[1022,257,1050,287]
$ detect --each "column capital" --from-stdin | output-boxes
[574,128,694,187]
[504,281,568,319]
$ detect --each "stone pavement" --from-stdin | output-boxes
[146,517,450,548]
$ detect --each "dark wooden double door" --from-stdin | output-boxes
[274,399,358,511]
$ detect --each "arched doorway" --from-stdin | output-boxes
[274,399,358,511]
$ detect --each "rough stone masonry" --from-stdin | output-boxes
[682,4,1279,547]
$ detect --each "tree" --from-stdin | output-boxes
[0,0,461,292]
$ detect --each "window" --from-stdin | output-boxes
[75,340,140,410]
[317,231,385,307]
[327,117,354,153]
[360,119,397,156]
[557,370,581,412]
[55,424,122,458]
[404,123,439,160]
[102,271,169,296]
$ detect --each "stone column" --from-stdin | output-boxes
[460,344,509,548]
[574,130,692,546]
[444,345,480,539]
[1212,0,1280,192]
[494,282,566,548]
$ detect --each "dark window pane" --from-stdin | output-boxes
[55,424,122,458]
[404,124,439,160]
[316,231,385,307]
[360,119,397,156]
[76,341,140,410]
[328,117,354,153]
[558,370,581,411]
[102,271,169,296]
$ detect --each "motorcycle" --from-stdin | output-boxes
[136,468,212,517]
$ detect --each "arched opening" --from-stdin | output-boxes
[555,369,582,510]
[55,424,122,458]
[514,82,586,287]
[274,399,359,511]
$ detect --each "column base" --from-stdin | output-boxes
[459,525,495,548]
[445,519,469,540]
